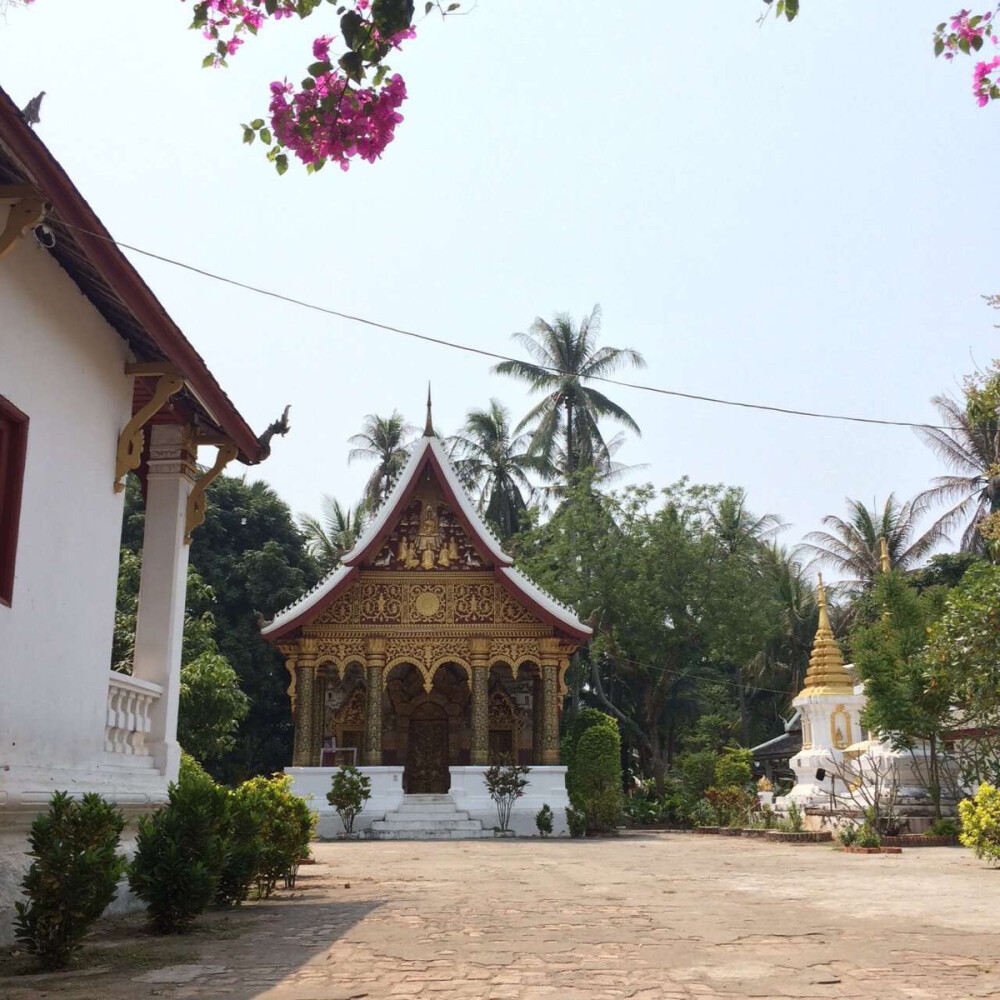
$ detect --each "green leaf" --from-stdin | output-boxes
[373,64,387,86]
[202,54,216,68]
[341,9,364,50]
[339,51,364,82]
[972,34,984,52]
[447,2,459,9]
[242,127,255,144]
[250,118,265,130]
[960,36,971,54]
[934,38,945,57]
[275,154,289,176]
[785,0,799,21]
[302,77,316,90]
[308,60,333,77]
[259,128,272,145]
[425,1,433,11]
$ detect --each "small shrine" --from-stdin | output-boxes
[261,397,591,835]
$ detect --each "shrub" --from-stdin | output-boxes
[215,788,264,908]
[704,785,755,827]
[688,798,718,828]
[959,783,1000,865]
[780,801,804,833]
[327,765,372,835]
[714,748,753,790]
[566,804,587,838]
[837,823,858,847]
[927,816,960,838]
[573,723,622,834]
[484,763,531,832]
[14,792,126,969]
[563,708,617,799]
[856,822,882,849]
[239,774,316,895]
[129,769,228,933]
[535,803,553,837]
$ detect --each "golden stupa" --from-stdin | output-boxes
[799,573,854,696]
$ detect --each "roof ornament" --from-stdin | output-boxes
[21,91,45,128]
[424,383,435,437]
[800,573,854,695]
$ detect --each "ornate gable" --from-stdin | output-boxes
[369,496,486,571]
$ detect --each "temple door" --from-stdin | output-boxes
[405,702,450,793]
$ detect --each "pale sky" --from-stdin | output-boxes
[2,1,997,556]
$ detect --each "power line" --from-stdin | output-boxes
[62,222,955,432]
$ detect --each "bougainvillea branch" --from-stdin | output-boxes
[186,0,457,174]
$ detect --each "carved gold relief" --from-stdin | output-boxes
[360,583,402,624]
[370,497,485,571]
[454,583,495,624]
[498,590,535,624]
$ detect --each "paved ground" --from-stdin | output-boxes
[3,833,1000,1000]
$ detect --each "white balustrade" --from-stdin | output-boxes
[105,672,163,756]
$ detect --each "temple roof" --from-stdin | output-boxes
[261,428,593,642]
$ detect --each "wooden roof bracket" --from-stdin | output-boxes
[115,364,184,492]
[184,436,238,544]
[0,184,48,261]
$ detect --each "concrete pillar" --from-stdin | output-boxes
[132,423,197,779]
[539,639,562,766]
[469,638,490,766]
[363,638,386,765]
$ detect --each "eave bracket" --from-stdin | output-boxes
[185,438,238,544]
[115,366,184,492]
[0,185,48,261]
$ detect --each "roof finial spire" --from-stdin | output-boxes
[799,572,853,696]
[424,383,435,437]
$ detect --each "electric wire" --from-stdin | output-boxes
[60,222,956,432]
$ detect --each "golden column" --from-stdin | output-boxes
[310,668,326,767]
[363,637,386,766]
[538,638,562,766]
[469,637,490,766]
[292,639,318,767]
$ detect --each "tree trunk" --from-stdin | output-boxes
[565,399,575,474]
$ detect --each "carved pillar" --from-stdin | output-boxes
[539,638,562,766]
[132,423,197,780]
[363,638,386,766]
[292,639,318,767]
[310,670,326,766]
[532,673,543,765]
[469,638,490,766]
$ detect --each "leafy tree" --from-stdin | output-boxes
[798,494,945,592]
[851,572,951,818]
[923,562,1000,786]
[917,365,1000,554]
[494,305,646,480]
[178,652,250,766]
[299,495,367,572]
[448,399,537,538]
[348,411,415,510]
[327,765,372,834]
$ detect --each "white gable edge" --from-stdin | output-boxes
[499,566,592,636]
[261,564,353,637]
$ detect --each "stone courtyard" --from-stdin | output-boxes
[3,834,999,1000]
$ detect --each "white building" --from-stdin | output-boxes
[0,85,270,941]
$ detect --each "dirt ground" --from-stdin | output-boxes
[2,833,998,1000]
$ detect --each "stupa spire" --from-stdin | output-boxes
[423,383,435,437]
[800,573,854,695]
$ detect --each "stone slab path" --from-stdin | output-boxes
[3,833,999,1000]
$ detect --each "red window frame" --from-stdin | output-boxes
[0,395,29,607]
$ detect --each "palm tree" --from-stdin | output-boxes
[797,494,946,591]
[299,496,366,572]
[706,487,786,557]
[347,411,415,510]
[493,305,646,479]
[916,392,1000,552]
[448,400,538,539]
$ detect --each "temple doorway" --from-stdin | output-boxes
[405,701,450,793]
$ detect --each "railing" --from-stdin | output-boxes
[105,672,162,756]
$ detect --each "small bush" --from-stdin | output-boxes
[566,804,587,838]
[837,823,858,847]
[327,765,372,835]
[714,748,753,790]
[688,798,718,828]
[674,750,718,816]
[927,816,960,838]
[215,789,264,908]
[240,774,316,895]
[484,763,531,832]
[959,783,1000,865]
[856,822,882,849]
[535,803,554,837]
[780,801,804,833]
[14,792,126,969]
[129,768,228,933]
[705,785,755,827]
[573,723,622,834]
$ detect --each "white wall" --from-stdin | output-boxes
[0,227,132,775]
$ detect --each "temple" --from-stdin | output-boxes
[261,398,591,836]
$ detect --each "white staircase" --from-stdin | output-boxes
[370,793,492,839]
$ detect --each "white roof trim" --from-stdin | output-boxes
[261,564,353,637]
[499,565,592,636]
